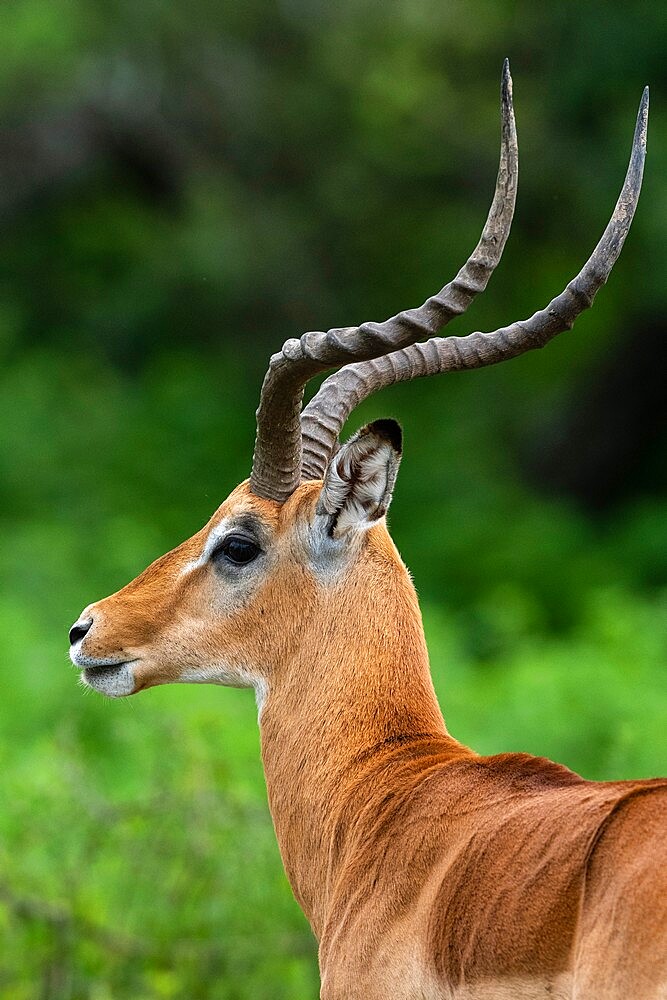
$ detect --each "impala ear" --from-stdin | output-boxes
[316,419,402,538]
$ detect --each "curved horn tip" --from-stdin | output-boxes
[501,58,513,104]
[625,87,649,193]
[636,86,649,141]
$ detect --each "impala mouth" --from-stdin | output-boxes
[71,652,138,698]
[82,661,136,697]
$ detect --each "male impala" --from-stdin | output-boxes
[69,66,666,999]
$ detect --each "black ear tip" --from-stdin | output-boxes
[367,418,403,454]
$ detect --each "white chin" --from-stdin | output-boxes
[82,662,135,698]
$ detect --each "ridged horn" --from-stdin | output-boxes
[250,60,518,502]
[300,86,648,481]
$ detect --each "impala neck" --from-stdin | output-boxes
[258,528,458,935]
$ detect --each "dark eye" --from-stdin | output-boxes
[211,534,262,566]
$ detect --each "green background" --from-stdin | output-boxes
[0,2,665,997]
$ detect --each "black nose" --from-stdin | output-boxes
[69,618,93,646]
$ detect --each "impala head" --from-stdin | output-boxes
[69,66,648,701]
[68,420,404,700]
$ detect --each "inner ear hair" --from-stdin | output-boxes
[317,420,402,537]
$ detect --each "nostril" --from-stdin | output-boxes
[69,618,93,646]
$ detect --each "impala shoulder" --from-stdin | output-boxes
[480,752,585,790]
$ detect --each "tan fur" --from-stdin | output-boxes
[74,481,667,999]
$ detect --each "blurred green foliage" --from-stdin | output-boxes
[0,2,665,997]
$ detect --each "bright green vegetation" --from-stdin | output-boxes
[0,2,665,997]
